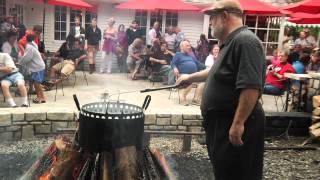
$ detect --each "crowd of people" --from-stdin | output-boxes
[264,28,320,111]
[1,12,318,109]
[0,13,219,108]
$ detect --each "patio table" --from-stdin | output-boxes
[284,73,311,112]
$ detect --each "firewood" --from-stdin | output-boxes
[313,107,320,116]
[309,122,320,131]
[310,128,320,138]
[312,116,320,123]
[313,96,320,108]
[114,146,138,180]
[102,152,112,180]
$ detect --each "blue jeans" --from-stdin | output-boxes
[263,84,284,95]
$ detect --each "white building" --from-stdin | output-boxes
[1,0,304,57]
[1,0,214,52]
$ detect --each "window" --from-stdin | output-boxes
[0,0,6,22]
[244,15,281,55]
[85,11,97,29]
[165,11,178,28]
[150,10,163,31]
[135,10,147,35]
[70,9,82,28]
[54,6,67,40]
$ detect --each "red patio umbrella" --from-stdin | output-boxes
[115,0,156,10]
[35,0,94,10]
[290,12,320,19]
[282,0,320,14]
[116,0,199,11]
[288,17,320,24]
[203,0,281,15]
[288,13,320,24]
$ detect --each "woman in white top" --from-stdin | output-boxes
[204,44,220,68]
[192,45,220,105]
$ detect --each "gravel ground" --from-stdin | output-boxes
[0,137,319,180]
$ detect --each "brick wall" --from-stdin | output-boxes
[144,113,204,132]
[0,109,76,141]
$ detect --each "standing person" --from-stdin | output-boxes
[148,21,161,48]
[116,24,128,73]
[67,15,85,49]
[19,34,46,103]
[174,26,185,52]
[101,18,117,74]
[85,17,101,74]
[164,26,177,52]
[176,1,266,179]
[19,25,43,54]
[126,20,143,46]
[304,28,317,49]
[0,16,16,49]
[196,34,209,63]
[15,19,26,41]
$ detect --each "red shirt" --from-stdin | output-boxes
[18,30,40,55]
[266,62,296,89]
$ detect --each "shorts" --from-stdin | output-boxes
[1,72,24,86]
[52,60,75,76]
[31,70,45,83]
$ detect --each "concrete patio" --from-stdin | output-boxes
[0,72,278,113]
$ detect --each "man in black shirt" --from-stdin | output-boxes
[49,40,86,84]
[85,17,101,74]
[126,20,143,46]
[176,1,266,179]
[149,41,174,83]
[67,15,85,49]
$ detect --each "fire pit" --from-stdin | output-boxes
[22,94,173,180]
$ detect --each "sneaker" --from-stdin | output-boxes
[21,104,29,107]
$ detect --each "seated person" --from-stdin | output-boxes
[149,41,174,83]
[306,49,320,72]
[0,53,28,107]
[264,50,296,95]
[48,41,70,68]
[127,38,145,80]
[49,39,86,85]
[204,44,219,68]
[1,31,19,62]
[193,45,220,105]
[19,34,46,104]
[172,40,205,105]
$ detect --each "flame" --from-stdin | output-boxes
[39,171,50,180]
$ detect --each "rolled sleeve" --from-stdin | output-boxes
[235,42,265,90]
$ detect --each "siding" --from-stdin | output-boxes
[178,11,204,46]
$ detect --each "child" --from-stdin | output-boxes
[19,34,46,103]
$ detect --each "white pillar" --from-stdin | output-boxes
[203,14,210,38]
[278,15,286,50]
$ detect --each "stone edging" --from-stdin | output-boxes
[0,110,204,141]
